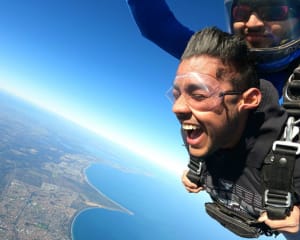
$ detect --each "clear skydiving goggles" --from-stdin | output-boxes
[166,72,242,111]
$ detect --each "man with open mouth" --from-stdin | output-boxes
[170,26,300,239]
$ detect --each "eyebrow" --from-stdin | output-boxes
[185,83,206,92]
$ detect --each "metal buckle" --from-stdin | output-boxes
[284,117,300,142]
[264,190,292,208]
[272,116,300,154]
[196,161,203,175]
[272,140,300,155]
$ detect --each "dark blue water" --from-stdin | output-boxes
[71,159,247,240]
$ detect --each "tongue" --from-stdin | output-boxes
[190,128,202,139]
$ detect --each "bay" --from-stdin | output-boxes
[71,162,207,240]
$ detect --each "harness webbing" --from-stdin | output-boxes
[262,141,297,219]
[187,155,204,186]
[262,71,300,219]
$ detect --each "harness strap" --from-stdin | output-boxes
[187,154,205,186]
[205,201,278,238]
[187,154,278,237]
[262,68,300,219]
[262,142,297,219]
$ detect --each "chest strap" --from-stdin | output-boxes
[262,116,300,219]
[262,71,300,219]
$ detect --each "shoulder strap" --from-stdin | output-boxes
[262,70,300,219]
[186,154,205,186]
[262,131,298,219]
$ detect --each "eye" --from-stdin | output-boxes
[190,93,208,101]
[185,84,211,101]
[232,5,251,22]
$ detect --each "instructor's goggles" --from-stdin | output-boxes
[167,72,242,111]
[232,4,299,22]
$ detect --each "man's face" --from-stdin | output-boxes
[172,56,242,157]
[232,2,300,48]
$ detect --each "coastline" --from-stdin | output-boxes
[69,162,134,240]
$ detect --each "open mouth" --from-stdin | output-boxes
[182,124,203,139]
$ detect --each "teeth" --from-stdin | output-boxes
[182,124,199,130]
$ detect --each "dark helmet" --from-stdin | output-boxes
[224,0,300,72]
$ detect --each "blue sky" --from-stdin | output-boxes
[0,0,227,174]
[0,3,288,239]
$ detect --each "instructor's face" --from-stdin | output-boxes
[232,2,299,48]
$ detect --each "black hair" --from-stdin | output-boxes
[181,26,258,91]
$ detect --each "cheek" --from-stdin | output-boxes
[233,22,244,34]
[194,111,227,137]
[210,113,239,149]
[269,23,286,37]
[269,20,299,39]
[209,116,228,137]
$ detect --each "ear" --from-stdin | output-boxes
[238,88,262,111]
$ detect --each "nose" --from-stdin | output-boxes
[172,96,191,118]
[245,13,264,28]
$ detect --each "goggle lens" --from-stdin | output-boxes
[167,72,224,111]
[232,5,291,21]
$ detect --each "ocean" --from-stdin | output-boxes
[71,162,207,240]
[70,147,271,240]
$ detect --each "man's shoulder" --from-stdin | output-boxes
[259,79,278,95]
[257,79,282,112]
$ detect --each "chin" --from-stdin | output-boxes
[188,146,207,157]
